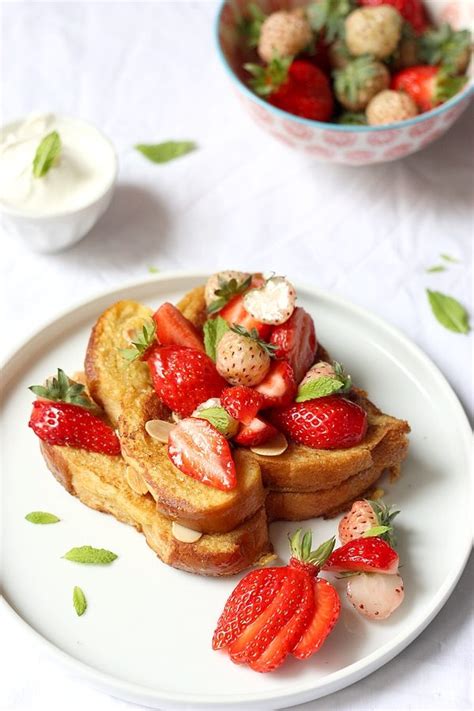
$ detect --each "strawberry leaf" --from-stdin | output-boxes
[29,369,94,409]
[119,319,156,362]
[230,324,277,356]
[245,56,292,97]
[207,275,252,314]
[239,3,266,48]
[361,525,392,538]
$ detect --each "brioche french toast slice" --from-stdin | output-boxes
[85,300,266,534]
[40,441,271,576]
[176,285,410,492]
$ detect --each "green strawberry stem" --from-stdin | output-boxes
[289,529,336,567]
[29,369,94,409]
[230,324,277,356]
[119,319,156,362]
[245,56,292,97]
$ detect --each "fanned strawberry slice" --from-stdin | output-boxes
[168,417,236,490]
[219,294,272,340]
[229,569,305,664]
[233,416,278,447]
[255,359,296,407]
[153,302,204,351]
[323,537,399,575]
[292,578,340,659]
[249,574,314,672]
[221,386,266,425]
[212,567,286,650]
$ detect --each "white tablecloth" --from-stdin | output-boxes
[1,2,473,710]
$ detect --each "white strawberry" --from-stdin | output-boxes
[300,361,336,386]
[215,326,273,387]
[243,276,296,325]
[346,572,405,619]
[204,271,250,307]
[339,499,399,546]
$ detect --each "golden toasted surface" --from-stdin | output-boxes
[85,300,153,427]
[119,390,266,534]
[40,441,271,576]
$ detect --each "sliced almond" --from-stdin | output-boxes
[171,521,203,543]
[125,466,149,495]
[145,419,174,443]
[256,552,278,567]
[250,432,288,456]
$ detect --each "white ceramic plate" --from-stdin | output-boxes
[1,272,471,710]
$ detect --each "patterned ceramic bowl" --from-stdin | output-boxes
[215,0,473,164]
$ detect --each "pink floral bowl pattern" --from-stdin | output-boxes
[215,0,473,165]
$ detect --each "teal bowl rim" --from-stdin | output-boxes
[214,0,474,133]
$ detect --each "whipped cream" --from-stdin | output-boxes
[0,113,116,216]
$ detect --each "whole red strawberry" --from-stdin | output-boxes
[221,386,266,424]
[29,400,121,455]
[213,530,340,672]
[271,395,367,449]
[246,58,334,122]
[147,345,227,417]
[391,65,467,112]
[270,307,317,384]
[358,0,428,34]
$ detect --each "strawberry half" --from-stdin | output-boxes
[219,294,272,340]
[221,386,266,425]
[292,578,341,659]
[270,307,317,384]
[29,400,121,455]
[233,416,278,447]
[153,302,204,351]
[323,537,399,575]
[270,395,367,450]
[168,417,237,490]
[254,359,296,408]
[147,345,227,417]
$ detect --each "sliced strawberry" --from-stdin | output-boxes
[221,386,266,425]
[255,359,296,407]
[292,578,341,659]
[229,569,304,664]
[270,307,317,384]
[213,567,286,650]
[219,294,272,340]
[249,573,314,672]
[323,537,399,575]
[153,302,204,351]
[233,416,278,447]
[147,345,226,417]
[29,400,120,455]
[270,396,367,450]
[167,417,236,490]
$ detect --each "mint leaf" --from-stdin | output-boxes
[440,253,460,263]
[73,586,87,616]
[426,265,446,273]
[194,406,237,437]
[25,511,60,524]
[33,131,62,178]
[203,317,229,361]
[362,525,392,538]
[63,546,118,565]
[135,141,196,164]
[148,265,160,274]
[296,376,345,402]
[426,290,470,334]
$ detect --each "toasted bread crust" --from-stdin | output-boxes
[40,441,271,576]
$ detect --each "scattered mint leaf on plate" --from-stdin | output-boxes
[33,131,62,178]
[440,253,460,263]
[135,141,196,164]
[25,511,60,524]
[73,586,87,616]
[426,265,446,273]
[426,290,470,334]
[148,266,160,274]
[63,545,118,564]
[203,316,229,362]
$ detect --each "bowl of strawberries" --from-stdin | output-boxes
[215,0,473,164]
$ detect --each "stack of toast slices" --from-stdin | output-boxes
[38,285,410,576]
